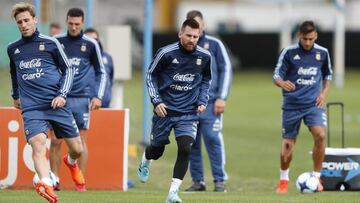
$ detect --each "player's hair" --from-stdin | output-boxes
[50,22,61,29]
[67,8,84,21]
[84,27,99,39]
[186,10,203,20]
[299,21,317,34]
[181,18,199,31]
[12,2,36,19]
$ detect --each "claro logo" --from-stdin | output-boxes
[0,120,50,189]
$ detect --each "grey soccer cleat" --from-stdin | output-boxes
[185,181,206,191]
[214,181,226,192]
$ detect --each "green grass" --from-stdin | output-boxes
[1,68,359,202]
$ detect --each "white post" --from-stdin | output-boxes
[280,1,293,50]
[334,0,346,89]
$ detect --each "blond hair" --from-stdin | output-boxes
[12,2,36,19]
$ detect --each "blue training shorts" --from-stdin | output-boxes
[281,106,327,139]
[150,114,199,147]
[67,97,90,129]
[22,106,79,142]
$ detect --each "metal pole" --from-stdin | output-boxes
[142,0,153,145]
[85,0,93,28]
[333,0,346,88]
[33,0,41,30]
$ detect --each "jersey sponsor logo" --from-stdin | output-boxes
[172,58,179,64]
[173,73,195,82]
[19,59,42,69]
[297,67,318,76]
[22,68,45,81]
[170,84,192,91]
[296,77,316,85]
[293,54,301,60]
[68,57,81,67]
[316,52,321,60]
[14,48,20,54]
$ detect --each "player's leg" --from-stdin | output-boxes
[305,107,326,192]
[166,115,197,203]
[186,127,206,191]
[138,115,171,182]
[66,97,90,174]
[78,129,88,173]
[49,129,62,190]
[23,111,58,202]
[201,111,227,192]
[50,106,85,191]
[276,109,301,193]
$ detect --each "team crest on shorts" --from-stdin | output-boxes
[25,129,30,136]
[196,57,202,66]
[39,43,45,51]
[316,52,321,60]
[81,44,87,52]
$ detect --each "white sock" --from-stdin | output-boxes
[312,171,321,178]
[67,154,76,165]
[280,168,290,181]
[41,177,53,187]
[55,176,60,183]
[142,152,152,165]
[169,178,182,194]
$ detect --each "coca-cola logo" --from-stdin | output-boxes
[19,59,42,69]
[173,73,195,82]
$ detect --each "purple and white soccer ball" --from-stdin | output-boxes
[295,172,320,193]
[33,171,57,187]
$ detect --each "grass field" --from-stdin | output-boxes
[0,68,359,203]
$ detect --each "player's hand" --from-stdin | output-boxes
[197,105,206,113]
[214,99,226,115]
[90,97,102,110]
[13,99,21,109]
[281,80,296,92]
[316,93,326,108]
[51,96,66,109]
[155,103,167,117]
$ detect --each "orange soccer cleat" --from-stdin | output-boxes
[63,155,86,192]
[317,178,324,192]
[276,180,289,194]
[35,181,58,203]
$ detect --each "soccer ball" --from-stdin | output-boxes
[33,171,57,187]
[295,172,320,193]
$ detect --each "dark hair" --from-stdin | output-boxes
[186,10,203,20]
[84,27,99,37]
[181,18,199,30]
[299,21,316,34]
[67,8,84,20]
[50,22,61,29]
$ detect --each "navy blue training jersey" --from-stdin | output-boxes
[55,31,106,99]
[147,42,212,115]
[273,43,333,110]
[8,30,74,113]
[198,33,232,101]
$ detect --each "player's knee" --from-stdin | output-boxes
[177,136,194,157]
[146,146,165,160]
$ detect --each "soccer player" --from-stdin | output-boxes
[84,27,114,108]
[50,8,107,191]
[8,2,85,202]
[185,10,232,192]
[273,20,332,193]
[137,18,212,203]
[49,22,62,37]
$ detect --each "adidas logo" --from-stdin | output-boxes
[293,54,301,60]
[14,48,20,54]
[172,58,179,64]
